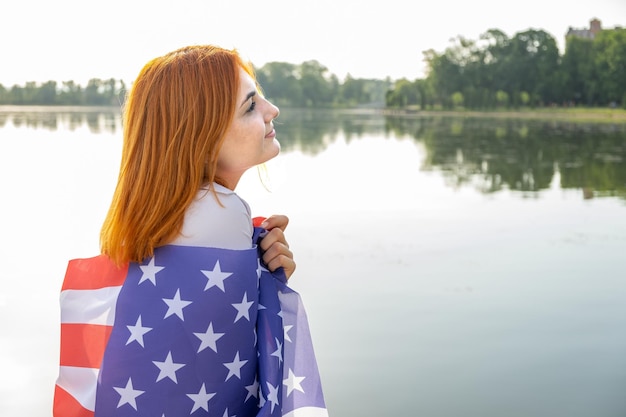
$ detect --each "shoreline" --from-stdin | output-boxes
[381,107,626,123]
[2,104,626,124]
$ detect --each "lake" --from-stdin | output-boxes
[1,106,625,417]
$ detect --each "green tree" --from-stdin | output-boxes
[562,36,596,105]
[480,29,511,86]
[37,81,58,105]
[423,48,458,109]
[507,30,560,106]
[255,61,302,106]
[495,90,509,108]
[340,74,371,106]
[451,91,464,108]
[0,84,7,104]
[297,60,334,107]
[386,78,419,107]
[59,80,83,105]
[594,28,626,106]
[84,78,103,105]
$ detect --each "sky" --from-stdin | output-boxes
[1,0,625,87]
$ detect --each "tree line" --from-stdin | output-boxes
[387,26,626,110]
[0,79,127,106]
[0,62,391,108]
[1,25,624,110]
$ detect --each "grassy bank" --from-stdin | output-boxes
[384,107,626,123]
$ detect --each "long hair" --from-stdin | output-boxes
[100,45,255,265]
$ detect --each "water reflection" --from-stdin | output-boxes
[0,106,121,134]
[2,106,624,199]
[386,116,626,199]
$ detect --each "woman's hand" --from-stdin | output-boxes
[258,215,296,279]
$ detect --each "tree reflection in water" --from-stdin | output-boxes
[385,116,626,199]
[2,106,624,199]
[0,106,121,134]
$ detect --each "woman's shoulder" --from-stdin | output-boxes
[171,183,253,249]
[197,183,251,215]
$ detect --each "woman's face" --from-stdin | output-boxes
[216,67,280,189]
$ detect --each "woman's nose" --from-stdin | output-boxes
[266,100,279,121]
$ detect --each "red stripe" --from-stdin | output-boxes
[60,323,113,368]
[253,216,267,227]
[53,384,94,417]
[62,255,128,291]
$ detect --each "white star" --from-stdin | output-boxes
[138,256,164,285]
[266,381,279,413]
[194,322,224,353]
[201,260,233,292]
[283,368,306,397]
[126,315,152,347]
[163,289,192,320]
[245,378,259,402]
[223,351,248,381]
[271,337,283,363]
[186,383,215,413]
[113,377,144,410]
[152,351,186,383]
[284,325,294,343]
[232,292,254,322]
[256,259,263,278]
[222,409,234,417]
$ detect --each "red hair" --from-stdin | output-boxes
[100,45,255,264]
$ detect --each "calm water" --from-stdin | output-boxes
[1,106,625,416]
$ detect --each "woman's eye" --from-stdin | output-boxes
[247,100,256,112]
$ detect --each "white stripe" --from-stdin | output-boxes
[283,407,329,417]
[56,365,99,411]
[60,286,122,325]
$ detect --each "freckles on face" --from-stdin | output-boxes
[215,68,280,189]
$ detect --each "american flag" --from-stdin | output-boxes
[54,227,327,417]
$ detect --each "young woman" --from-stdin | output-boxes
[101,44,294,275]
[54,45,327,417]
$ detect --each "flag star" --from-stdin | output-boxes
[222,409,234,417]
[245,378,259,402]
[223,352,248,381]
[284,325,294,343]
[153,351,186,383]
[126,315,152,347]
[163,289,192,320]
[271,337,283,363]
[283,368,306,397]
[194,322,224,353]
[232,292,254,323]
[201,260,233,292]
[266,381,279,413]
[113,377,144,410]
[186,383,215,414]
[138,256,164,285]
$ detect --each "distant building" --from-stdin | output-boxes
[566,18,602,40]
